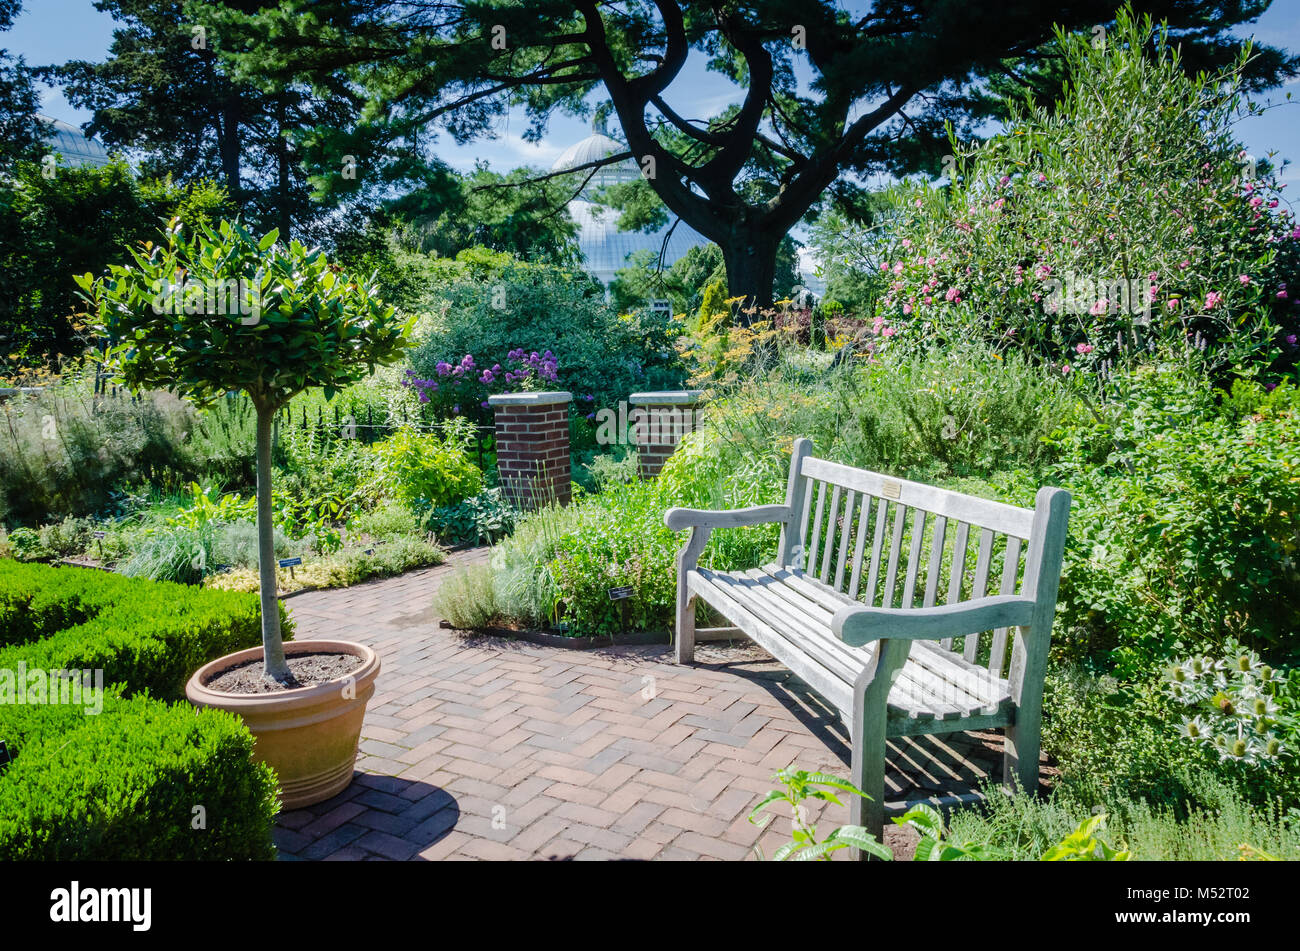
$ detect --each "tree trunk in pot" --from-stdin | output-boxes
[256,403,290,683]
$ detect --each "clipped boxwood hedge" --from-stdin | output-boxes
[0,695,278,860]
[0,561,288,860]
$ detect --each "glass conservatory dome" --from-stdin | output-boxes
[38,115,113,169]
[552,118,709,290]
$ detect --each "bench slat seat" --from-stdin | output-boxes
[691,566,1014,725]
[666,438,1072,854]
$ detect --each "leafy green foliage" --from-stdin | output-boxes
[408,263,685,432]
[54,0,359,244]
[0,1,40,167]
[1039,814,1131,861]
[432,565,500,631]
[896,804,1008,861]
[78,218,411,413]
[0,372,199,525]
[167,482,257,530]
[0,560,285,699]
[0,158,231,368]
[749,768,1129,861]
[1057,369,1300,673]
[0,561,280,859]
[945,781,1300,861]
[748,769,891,861]
[0,693,278,861]
[423,488,517,547]
[393,164,581,266]
[369,423,483,510]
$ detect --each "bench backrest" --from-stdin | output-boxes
[776,439,1070,681]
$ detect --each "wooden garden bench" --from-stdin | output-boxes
[664,438,1071,842]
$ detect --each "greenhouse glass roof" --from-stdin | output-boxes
[37,115,114,169]
[551,123,709,289]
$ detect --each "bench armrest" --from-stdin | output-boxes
[664,505,791,531]
[831,595,1037,648]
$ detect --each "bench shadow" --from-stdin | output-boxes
[274,774,460,861]
[693,654,1011,806]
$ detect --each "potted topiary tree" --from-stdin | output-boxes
[76,218,411,808]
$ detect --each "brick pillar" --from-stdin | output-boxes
[489,391,572,508]
[629,390,704,479]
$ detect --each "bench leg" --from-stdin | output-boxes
[672,528,709,665]
[675,590,697,664]
[850,639,907,859]
[1003,719,1041,795]
[849,715,887,849]
[1004,623,1047,796]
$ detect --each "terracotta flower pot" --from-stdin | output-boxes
[186,639,380,810]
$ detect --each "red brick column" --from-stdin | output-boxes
[629,390,704,479]
[488,391,572,508]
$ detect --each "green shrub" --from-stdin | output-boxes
[424,488,517,546]
[407,263,685,434]
[579,447,640,493]
[1056,370,1300,673]
[349,500,421,541]
[0,563,280,859]
[877,10,1298,379]
[0,694,278,860]
[945,783,1300,861]
[4,526,45,561]
[433,565,501,630]
[673,341,1080,492]
[369,423,483,509]
[0,561,281,700]
[0,559,135,647]
[37,516,97,559]
[212,519,298,567]
[439,467,779,636]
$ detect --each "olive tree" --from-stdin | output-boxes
[76,218,410,683]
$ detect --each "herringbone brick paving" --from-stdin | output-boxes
[275,549,1008,861]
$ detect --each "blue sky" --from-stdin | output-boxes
[8,0,1300,186]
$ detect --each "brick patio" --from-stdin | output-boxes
[274,549,1014,861]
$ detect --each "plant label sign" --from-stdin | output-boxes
[607,585,634,601]
[92,531,106,539]
[278,557,303,569]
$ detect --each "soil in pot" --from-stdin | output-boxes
[204,651,363,694]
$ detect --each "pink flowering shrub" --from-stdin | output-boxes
[875,11,1299,381]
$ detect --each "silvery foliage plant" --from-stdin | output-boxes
[1166,642,1292,765]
